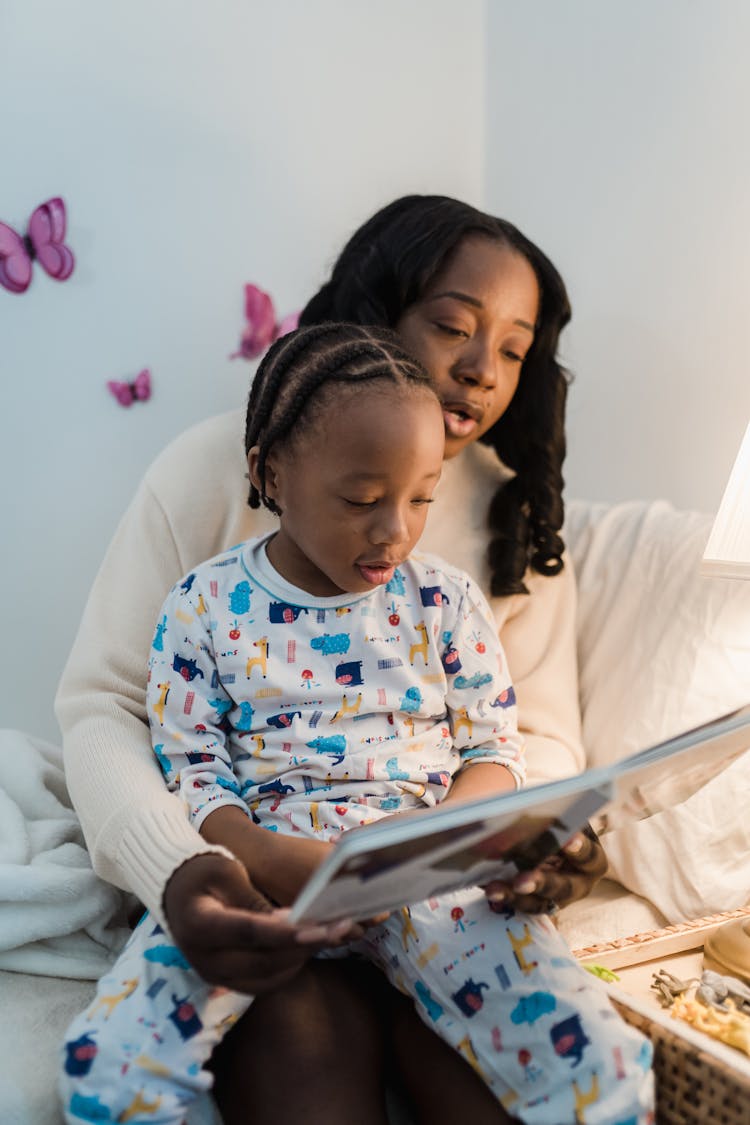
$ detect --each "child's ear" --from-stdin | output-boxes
[247,446,280,501]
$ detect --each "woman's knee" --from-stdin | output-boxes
[211,959,392,1125]
[214,958,388,1080]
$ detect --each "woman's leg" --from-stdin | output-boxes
[211,953,523,1125]
[210,958,391,1125]
[386,985,518,1124]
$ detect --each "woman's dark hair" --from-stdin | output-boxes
[245,321,437,514]
[299,194,572,596]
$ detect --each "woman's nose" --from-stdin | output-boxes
[452,340,496,390]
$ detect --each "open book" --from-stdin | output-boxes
[290,703,750,924]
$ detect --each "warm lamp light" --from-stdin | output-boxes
[701,419,750,579]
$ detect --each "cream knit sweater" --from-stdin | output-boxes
[55,409,584,926]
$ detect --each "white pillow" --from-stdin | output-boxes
[564,499,750,921]
[565,498,750,768]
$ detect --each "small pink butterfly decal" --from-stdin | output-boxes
[230,284,300,360]
[0,198,75,294]
[107,368,152,408]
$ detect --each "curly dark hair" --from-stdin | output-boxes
[299,194,572,596]
[245,321,437,514]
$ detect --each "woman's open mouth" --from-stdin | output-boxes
[442,401,482,439]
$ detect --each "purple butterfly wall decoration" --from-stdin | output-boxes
[107,368,152,408]
[0,198,75,294]
[230,283,299,360]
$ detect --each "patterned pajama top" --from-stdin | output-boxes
[146,534,526,835]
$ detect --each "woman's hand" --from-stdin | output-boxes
[162,852,354,995]
[483,824,607,916]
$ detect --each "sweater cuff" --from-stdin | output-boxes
[115,802,237,931]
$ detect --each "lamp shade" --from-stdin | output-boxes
[701,419,750,579]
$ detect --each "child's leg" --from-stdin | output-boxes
[59,912,252,1125]
[361,891,654,1125]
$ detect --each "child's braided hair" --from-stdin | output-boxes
[245,321,437,514]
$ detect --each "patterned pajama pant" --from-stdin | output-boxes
[60,891,654,1125]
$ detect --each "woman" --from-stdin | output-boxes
[56,195,607,1123]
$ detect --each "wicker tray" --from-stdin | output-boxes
[572,908,750,1125]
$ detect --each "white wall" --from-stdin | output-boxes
[1,0,486,740]
[8,1,750,743]
[486,1,750,512]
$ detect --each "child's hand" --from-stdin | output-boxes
[256,834,337,906]
[200,804,335,906]
[163,852,356,995]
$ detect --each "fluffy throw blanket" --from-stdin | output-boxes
[0,730,131,978]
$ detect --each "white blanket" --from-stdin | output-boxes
[0,729,131,978]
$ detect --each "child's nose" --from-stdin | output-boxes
[370,506,409,545]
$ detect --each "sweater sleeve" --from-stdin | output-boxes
[495,555,586,787]
[54,475,237,928]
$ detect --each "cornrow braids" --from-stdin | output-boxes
[299,195,573,597]
[245,322,436,513]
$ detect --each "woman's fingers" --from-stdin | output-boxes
[162,852,355,992]
[484,824,607,914]
[560,829,608,875]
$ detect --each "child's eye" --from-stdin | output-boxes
[343,498,376,508]
[411,498,435,507]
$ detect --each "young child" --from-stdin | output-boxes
[60,323,653,1125]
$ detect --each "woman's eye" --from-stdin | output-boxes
[435,322,468,338]
[343,498,376,508]
[411,498,435,507]
[501,347,525,363]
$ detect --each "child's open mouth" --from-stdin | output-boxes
[357,563,396,586]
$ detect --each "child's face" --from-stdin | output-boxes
[395,235,539,459]
[250,386,444,597]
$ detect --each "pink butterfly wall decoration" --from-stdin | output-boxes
[0,198,75,294]
[230,283,299,360]
[107,368,152,408]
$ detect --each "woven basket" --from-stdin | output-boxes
[612,997,750,1125]
[572,908,750,1125]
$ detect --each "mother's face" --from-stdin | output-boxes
[395,235,540,459]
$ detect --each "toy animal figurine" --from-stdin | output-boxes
[650,968,697,1007]
[697,969,750,1014]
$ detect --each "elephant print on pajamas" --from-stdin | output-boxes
[172,654,204,681]
[420,584,450,606]
[266,710,302,729]
[549,1013,591,1067]
[168,994,203,1040]
[441,644,462,674]
[269,601,309,623]
[452,977,490,1017]
[491,686,517,709]
[64,1032,98,1077]
[335,660,364,686]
